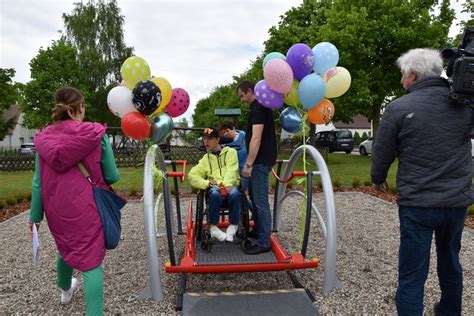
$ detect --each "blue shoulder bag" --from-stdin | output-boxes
[79,163,127,250]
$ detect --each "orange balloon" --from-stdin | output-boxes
[307,99,335,124]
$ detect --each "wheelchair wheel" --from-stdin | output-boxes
[195,191,205,242]
[201,229,212,253]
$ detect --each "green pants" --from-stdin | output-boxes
[57,255,104,316]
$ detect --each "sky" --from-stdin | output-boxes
[0,0,470,124]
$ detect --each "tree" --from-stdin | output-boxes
[315,0,455,138]
[21,39,88,128]
[62,0,133,126]
[0,68,19,140]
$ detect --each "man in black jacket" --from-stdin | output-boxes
[371,48,472,316]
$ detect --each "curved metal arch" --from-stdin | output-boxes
[275,145,339,295]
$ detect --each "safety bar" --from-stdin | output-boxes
[271,168,306,184]
[165,160,187,182]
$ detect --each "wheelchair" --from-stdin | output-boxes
[194,186,250,252]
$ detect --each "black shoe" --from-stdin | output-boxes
[246,229,258,239]
[243,244,271,255]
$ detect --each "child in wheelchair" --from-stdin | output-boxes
[188,128,241,242]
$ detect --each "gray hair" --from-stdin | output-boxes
[396,48,443,80]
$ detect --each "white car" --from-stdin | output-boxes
[359,137,474,157]
[359,138,372,156]
[18,143,36,156]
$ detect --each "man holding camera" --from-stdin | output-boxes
[371,48,472,316]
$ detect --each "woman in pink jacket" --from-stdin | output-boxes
[29,87,120,315]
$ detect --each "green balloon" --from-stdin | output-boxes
[121,56,151,89]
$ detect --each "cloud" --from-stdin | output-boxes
[1,0,470,125]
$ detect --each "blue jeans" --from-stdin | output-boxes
[396,206,466,316]
[248,164,272,248]
[208,187,241,225]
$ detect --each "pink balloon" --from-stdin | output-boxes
[166,88,190,117]
[263,59,293,94]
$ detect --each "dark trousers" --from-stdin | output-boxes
[396,206,466,316]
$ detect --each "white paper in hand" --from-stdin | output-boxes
[32,224,40,269]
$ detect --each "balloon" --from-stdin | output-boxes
[263,59,293,94]
[254,80,284,109]
[119,80,127,87]
[263,52,286,68]
[284,80,300,106]
[107,86,137,118]
[121,112,151,140]
[150,113,174,144]
[150,77,172,116]
[308,99,335,124]
[286,43,314,81]
[280,107,302,133]
[166,88,190,117]
[324,67,351,98]
[312,42,339,76]
[132,80,162,115]
[120,56,151,89]
[298,73,326,110]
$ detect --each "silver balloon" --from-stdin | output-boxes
[150,113,174,144]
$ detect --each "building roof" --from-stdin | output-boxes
[333,114,371,129]
[214,108,241,116]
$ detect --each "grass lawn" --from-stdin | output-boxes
[0,153,398,199]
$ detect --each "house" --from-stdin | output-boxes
[0,103,38,149]
[333,114,372,137]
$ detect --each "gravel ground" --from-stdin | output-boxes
[0,192,472,315]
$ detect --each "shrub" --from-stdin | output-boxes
[15,194,25,204]
[5,197,16,206]
[0,200,5,209]
[129,186,138,197]
[315,180,323,189]
[25,192,32,201]
[467,205,474,216]
[332,178,341,188]
[361,132,368,142]
[352,178,361,188]
[363,179,372,186]
[353,131,361,145]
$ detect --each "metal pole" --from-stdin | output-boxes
[171,161,183,234]
[138,145,164,301]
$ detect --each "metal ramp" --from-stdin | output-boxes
[183,288,319,316]
[195,242,276,266]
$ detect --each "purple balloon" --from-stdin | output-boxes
[286,43,314,81]
[254,80,284,109]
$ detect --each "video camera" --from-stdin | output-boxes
[441,27,474,107]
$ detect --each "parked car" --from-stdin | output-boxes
[18,143,36,156]
[359,137,373,156]
[315,129,354,154]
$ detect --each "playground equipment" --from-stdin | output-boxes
[138,144,340,312]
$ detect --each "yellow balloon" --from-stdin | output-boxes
[120,56,151,89]
[151,77,172,113]
[284,80,300,106]
[323,66,351,98]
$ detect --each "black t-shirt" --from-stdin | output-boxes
[245,100,277,166]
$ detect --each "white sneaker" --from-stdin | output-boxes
[225,224,239,242]
[210,225,226,241]
[60,277,78,305]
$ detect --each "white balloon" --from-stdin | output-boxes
[107,86,137,118]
